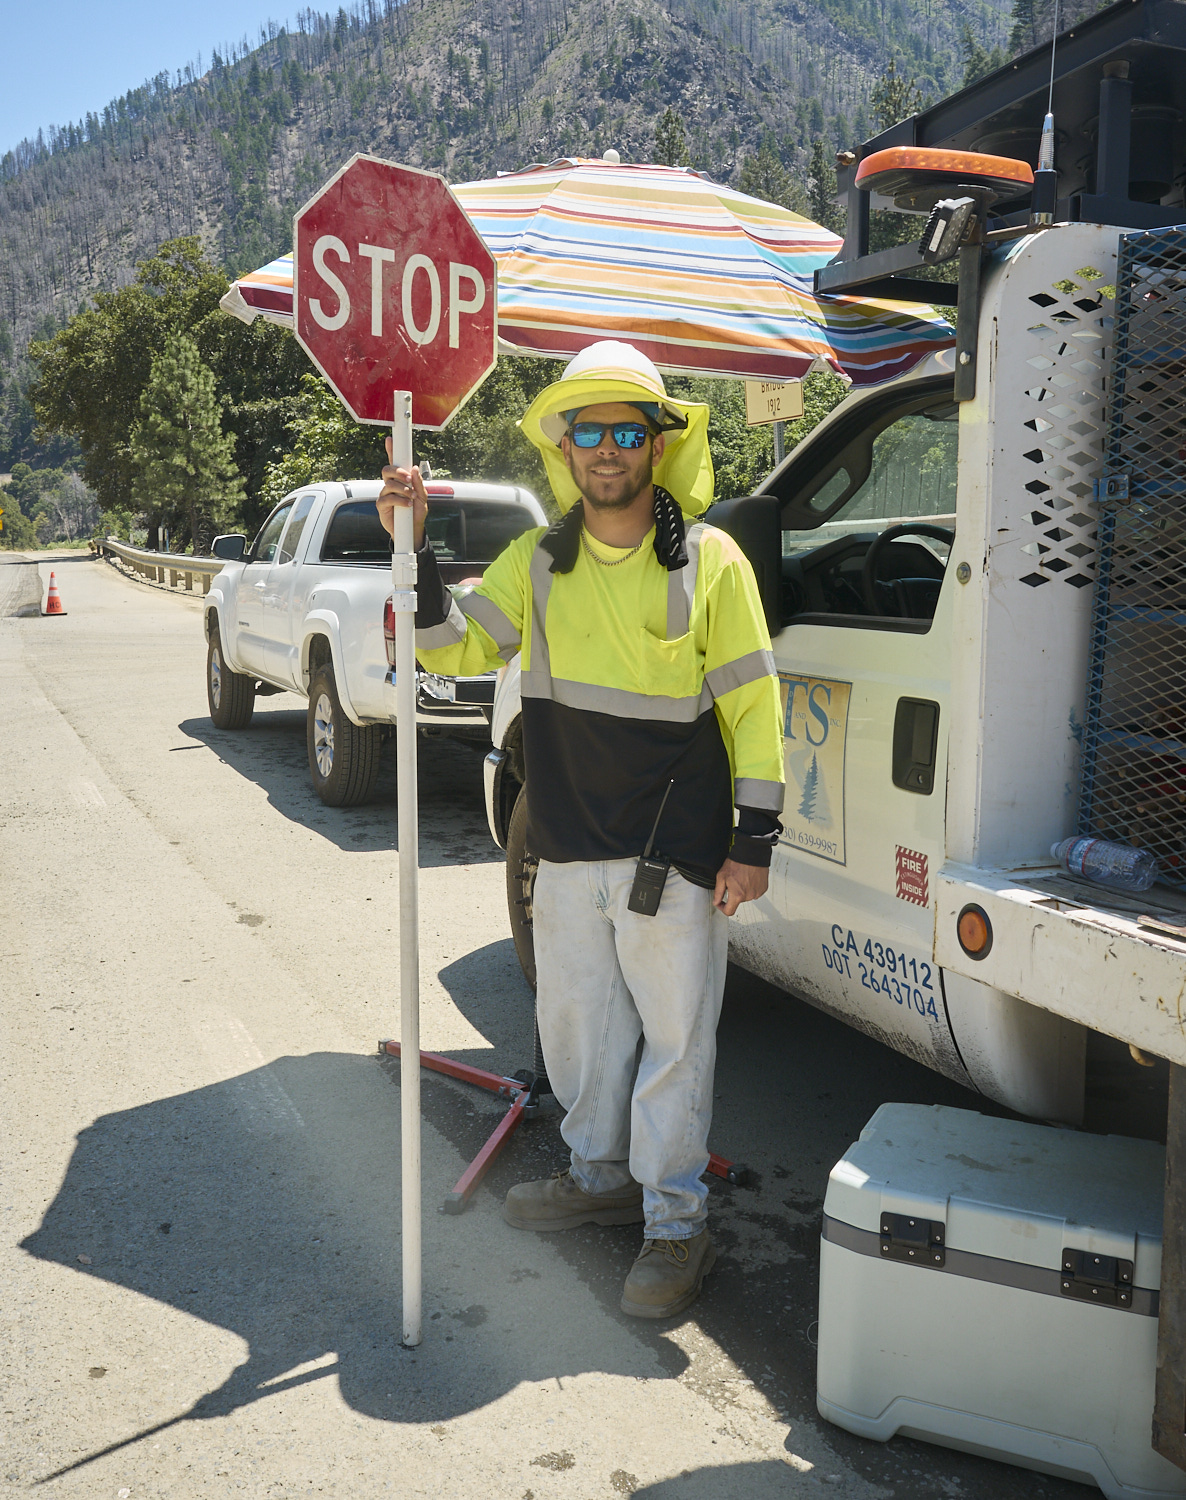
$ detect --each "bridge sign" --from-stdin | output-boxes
[293,154,497,430]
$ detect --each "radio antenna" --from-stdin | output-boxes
[1030,0,1061,224]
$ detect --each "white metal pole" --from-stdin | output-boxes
[390,389,422,1348]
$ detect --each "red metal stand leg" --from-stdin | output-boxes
[381,1040,523,1099]
[442,1096,529,1215]
[707,1151,750,1186]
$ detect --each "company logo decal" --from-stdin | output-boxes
[895,846,929,905]
[779,674,851,865]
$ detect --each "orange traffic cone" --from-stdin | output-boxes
[44,572,66,616]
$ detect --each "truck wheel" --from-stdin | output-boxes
[207,628,255,730]
[306,662,382,806]
[505,787,538,992]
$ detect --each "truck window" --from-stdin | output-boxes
[321,499,535,566]
[779,393,958,628]
[250,502,294,563]
[277,493,318,565]
[424,502,536,563]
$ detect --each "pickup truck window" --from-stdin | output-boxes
[321,499,535,566]
[250,502,294,564]
[277,493,318,565]
[424,501,536,563]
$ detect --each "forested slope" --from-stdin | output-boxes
[0,0,1025,465]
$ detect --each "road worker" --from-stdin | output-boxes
[377,341,784,1317]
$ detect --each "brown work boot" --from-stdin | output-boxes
[620,1229,716,1318]
[502,1169,644,1231]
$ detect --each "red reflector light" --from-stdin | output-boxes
[855,147,1034,213]
[425,484,455,496]
[384,597,396,667]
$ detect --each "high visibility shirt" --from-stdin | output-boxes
[413,494,785,887]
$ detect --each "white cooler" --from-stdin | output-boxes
[817,1103,1186,1499]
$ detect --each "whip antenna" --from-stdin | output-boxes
[1030,0,1061,224]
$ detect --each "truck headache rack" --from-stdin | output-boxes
[818,0,1186,317]
[1079,225,1186,888]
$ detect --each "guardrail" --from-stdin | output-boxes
[96,536,225,594]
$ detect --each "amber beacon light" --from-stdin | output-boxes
[855,148,1035,214]
[956,904,994,960]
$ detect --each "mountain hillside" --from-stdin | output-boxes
[0,0,1019,465]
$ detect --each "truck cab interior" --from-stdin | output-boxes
[761,374,958,633]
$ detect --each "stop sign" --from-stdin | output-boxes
[293,154,497,430]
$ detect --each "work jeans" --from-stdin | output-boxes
[533,857,729,1240]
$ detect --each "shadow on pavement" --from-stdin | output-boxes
[178,711,500,866]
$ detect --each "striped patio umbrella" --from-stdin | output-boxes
[220,158,954,387]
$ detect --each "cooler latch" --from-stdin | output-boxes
[880,1213,945,1267]
[1060,1249,1135,1308]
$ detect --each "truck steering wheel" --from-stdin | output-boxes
[860,523,956,616]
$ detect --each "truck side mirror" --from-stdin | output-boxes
[211,534,247,561]
[705,495,782,637]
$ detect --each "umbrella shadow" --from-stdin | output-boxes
[178,710,500,866]
[20,1047,684,1485]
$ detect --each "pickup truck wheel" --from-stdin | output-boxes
[207,630,255,730]
[306,663,382,806]
[505,787,538,992]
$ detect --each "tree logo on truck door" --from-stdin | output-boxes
[779,674,851,865]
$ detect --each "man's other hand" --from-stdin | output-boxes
[712,858,769,917]
[377,437,429,547]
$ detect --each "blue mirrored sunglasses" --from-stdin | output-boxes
[569,420,653,450]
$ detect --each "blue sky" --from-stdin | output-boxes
[2,0,294,157]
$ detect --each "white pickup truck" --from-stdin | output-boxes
[203,477,546,805]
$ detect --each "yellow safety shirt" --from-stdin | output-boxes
[414,489,785,885]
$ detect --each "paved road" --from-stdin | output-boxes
[2,552,1118,1499]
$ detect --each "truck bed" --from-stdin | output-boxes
[936,863,1186,1068]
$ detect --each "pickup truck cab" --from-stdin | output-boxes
[204,478,547,805]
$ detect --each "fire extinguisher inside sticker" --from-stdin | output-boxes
[779,674,851,865]
[896,846,929,905]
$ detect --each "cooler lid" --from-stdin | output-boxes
[824,1104,1164,1291]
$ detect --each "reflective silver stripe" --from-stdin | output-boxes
[460,591,521,653]
[705,648,777,700]
[734,777,785,812]
[523,544,556,691]
[415,597,468,651]
[521,673,715,723]
[665,521,704,640]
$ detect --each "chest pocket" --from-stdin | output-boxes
[637,627,700,699]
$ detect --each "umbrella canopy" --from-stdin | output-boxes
[220,158,954,387]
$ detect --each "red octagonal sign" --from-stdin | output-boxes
[293,154,497,431]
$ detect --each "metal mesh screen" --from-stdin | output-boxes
[1079,226,1186,886]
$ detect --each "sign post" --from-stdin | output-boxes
[292,154,497,1348]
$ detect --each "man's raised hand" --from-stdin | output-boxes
[377,436,429,547]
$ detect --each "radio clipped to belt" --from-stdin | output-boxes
[628,779,675,917]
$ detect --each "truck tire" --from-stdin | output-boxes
[207,628,255,730]
[306,662,382,806]
[505,786,538,992]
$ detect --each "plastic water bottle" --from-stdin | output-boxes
[1051,837,1159,892]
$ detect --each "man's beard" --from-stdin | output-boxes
[574,459,654,513]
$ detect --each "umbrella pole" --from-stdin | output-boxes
[391,389,422,1348]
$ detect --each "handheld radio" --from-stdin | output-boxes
[628,779,675,917]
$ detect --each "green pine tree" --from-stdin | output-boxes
[870,58,926,132]
[807,139,843,233]
[653,107,689,167]
[798,753,820,821]
[737,141,809,215]
[130,333,244,553]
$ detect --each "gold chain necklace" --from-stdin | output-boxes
[580,528,645,567]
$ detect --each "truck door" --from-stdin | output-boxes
[729,377,969,1084]
[236,500,293,675]
[260,492,322,686]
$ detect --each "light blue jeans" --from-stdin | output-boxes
[532,857,729,1240]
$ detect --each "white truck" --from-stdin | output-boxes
[484,8,1186,1129]
[203,477,546,805]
